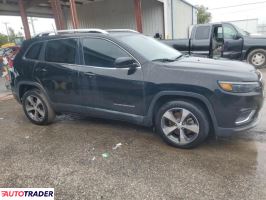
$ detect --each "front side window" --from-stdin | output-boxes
[223,24,238,39]
[45,39,77,64]
[25,42,43,60]
[82,38,129,68]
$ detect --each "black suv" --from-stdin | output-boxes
[11,29,264,148]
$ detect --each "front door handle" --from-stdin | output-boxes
[84,72,95,77]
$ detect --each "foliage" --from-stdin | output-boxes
[197,5,212,24]
[0,27,23,46]
[0,34,9,46]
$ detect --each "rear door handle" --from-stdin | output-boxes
[84,72,95,76]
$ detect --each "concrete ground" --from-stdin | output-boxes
[0,71,266,200]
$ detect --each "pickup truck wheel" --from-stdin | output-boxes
[22,89,55,125]
[155,101,209,149]
[247,49,266,68]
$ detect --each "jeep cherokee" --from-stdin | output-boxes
[11,29,264,148]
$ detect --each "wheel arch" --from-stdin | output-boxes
[245,47,266,59]
[144,91,218,133]
[18,81,50,103]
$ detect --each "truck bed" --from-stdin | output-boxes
[161,39,190,54]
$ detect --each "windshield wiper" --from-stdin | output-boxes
[152,55,183,63]
[174,55,183,60]
[152,58,176,62]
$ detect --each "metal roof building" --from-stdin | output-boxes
[0,0,197,39]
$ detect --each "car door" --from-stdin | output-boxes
[34,38,80,105]
[222,23,243,59]
[79,37,145,116]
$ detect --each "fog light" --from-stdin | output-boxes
[235,109,256,125]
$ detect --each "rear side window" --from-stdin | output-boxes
[195,26,210,40]
[45,39,77,64]
[25,42,43,60]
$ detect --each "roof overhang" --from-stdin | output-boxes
[0,0,104,18]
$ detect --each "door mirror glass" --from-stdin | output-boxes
[115,57,137,68]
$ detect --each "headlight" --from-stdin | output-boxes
[218,81,260,93]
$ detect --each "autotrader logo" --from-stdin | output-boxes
[0,188,54,199]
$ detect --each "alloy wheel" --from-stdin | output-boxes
[25,95,45,122]
[161,108,200,145]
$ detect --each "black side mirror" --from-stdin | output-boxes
[115,57,137,68]
[115,57,138,75]
[234,33,242,40]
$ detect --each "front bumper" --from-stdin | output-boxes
[215,115,260,136]
[212,83,264,136]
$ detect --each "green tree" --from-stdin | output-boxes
[197,5,211,24]
[8,27,17,42]
[0,33,9,46]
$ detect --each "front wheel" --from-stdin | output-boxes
[247,49,266,68]
[155,101,209,149]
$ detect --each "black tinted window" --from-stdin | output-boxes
[25,42,43,60]
[45,39,77,64]
[195,26,210,40]
[82,38,128,68]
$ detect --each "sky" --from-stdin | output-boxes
[1,0,266,36]
[0,16,55,36]
[187,0,266,23]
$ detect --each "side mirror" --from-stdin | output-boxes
[115,57,137,68]
[234,33,242,40]
[115,57,138,75]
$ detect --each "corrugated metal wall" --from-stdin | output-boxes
[173,0,193,38]
[142,0,164,36]
[64,0,164,37]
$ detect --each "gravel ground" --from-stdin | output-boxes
[0,70,266,200]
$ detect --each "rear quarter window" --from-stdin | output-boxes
[195,26,210,40]
[25,42,43,60]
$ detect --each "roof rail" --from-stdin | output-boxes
[57,29,108,34]
[106,29,139,33]
[34,32,56,38]
[34,28,138,38]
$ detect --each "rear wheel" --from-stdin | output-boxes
[247,49,266,68]
[155,101,209,149]
[22,89,55,125]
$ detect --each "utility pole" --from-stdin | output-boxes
[29,17,36,36]
[3,22,10,42]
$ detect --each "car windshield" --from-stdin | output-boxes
[116,34,182,61]
[234,25,250,36]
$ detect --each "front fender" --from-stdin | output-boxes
[143,91,218,132]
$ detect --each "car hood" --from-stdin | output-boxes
[159,56,259,81]
[245,35,266,39]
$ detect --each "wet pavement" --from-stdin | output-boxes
[0,71,266,200]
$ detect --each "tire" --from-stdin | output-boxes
[247,49,266,69]
[155,101,209,149]
[22,89,55,125]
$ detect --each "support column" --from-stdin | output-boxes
[134,0,143,33]
[69,0,79,29]
[18,0,31,39]
[51,0,65,30]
